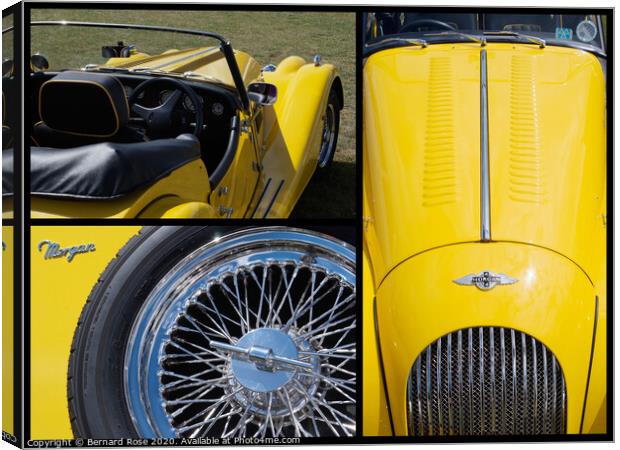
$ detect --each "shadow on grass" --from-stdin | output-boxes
[291,160,356,219]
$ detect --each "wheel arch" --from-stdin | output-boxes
[258,59,343,217]
[331,75,344,110]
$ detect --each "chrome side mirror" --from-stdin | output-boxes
[31,54,49,72]
[247,82,277,106]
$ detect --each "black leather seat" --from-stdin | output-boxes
[32,134,200,199]
[21,71,206,200]
[3,134,201,199]
[32,71,143,148]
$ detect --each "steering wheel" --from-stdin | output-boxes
[399,19,457,33]
[128,77,204,138]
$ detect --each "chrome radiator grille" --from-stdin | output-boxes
[407,327,566,436]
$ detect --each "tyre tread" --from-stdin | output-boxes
[67,227,152,438]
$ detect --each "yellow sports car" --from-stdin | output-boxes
[363,12,607,436]
[1,20,344,218]
[28,226,356,439]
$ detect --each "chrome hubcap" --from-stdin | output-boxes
[125,228,356,438]
[215,327,322,419]
[216,328,315,391]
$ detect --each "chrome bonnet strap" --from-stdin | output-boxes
[480,49,491,241]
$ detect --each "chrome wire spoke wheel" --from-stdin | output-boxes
[124,228,356,438]
[318,102,337,168]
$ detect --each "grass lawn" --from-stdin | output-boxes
[29,9,356,218]
[2,14,14,65]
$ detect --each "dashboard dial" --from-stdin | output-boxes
[212,102,224,116]
[158,89,203,112]
[183,94,203,112]
[158,89,174,105]
[576,19,598,43]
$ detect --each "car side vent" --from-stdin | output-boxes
[407,327,566,436]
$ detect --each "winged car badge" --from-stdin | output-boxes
[453,271,518,291]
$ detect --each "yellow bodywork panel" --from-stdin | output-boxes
[2,225,13,436]
[364,44,482,284]
[106,47,262,89]
[252,58,340,218]
[362,247,392,437]
[30,160,212,218]
[209,112,260,218]
[364,43,606,435]
[364,44,606,286]
[582,297,607,433]
[30,226,140,439]
[486,44,606,284]
[375,242,597,435]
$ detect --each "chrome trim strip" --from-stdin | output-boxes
[489,327,496,432]
[500,327,507,434]
[478,327,484,433]
[552,354,558,433]
[446,333,453,433]
[426,348,433,435]
[457,329,464,434]
[262,179,284,219]
[416,354,423,435]
[596,15,606,54]
[521,333,528,434]
[406,370,413,434]
[532,337,538,430]
[364,35,606,59]
[543,346,549,433]
[561,368,566,431]
[480,49,491,241]
[510,329,517,434]
[249,177,272,218]
[467,328,473,434]
[437,338,443,430]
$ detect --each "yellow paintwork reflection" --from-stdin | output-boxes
[30,226,140,439]
[376,242,596,435]
[107,48,261,89]
[364,44,482,284]
[364,43,606,435]
[258,58,341,217]
[486,44,606,284]
[22,47,341,219]
[2,226,13,436]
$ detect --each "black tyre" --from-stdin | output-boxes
[68,226,356,439]
[316,87,341,169]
